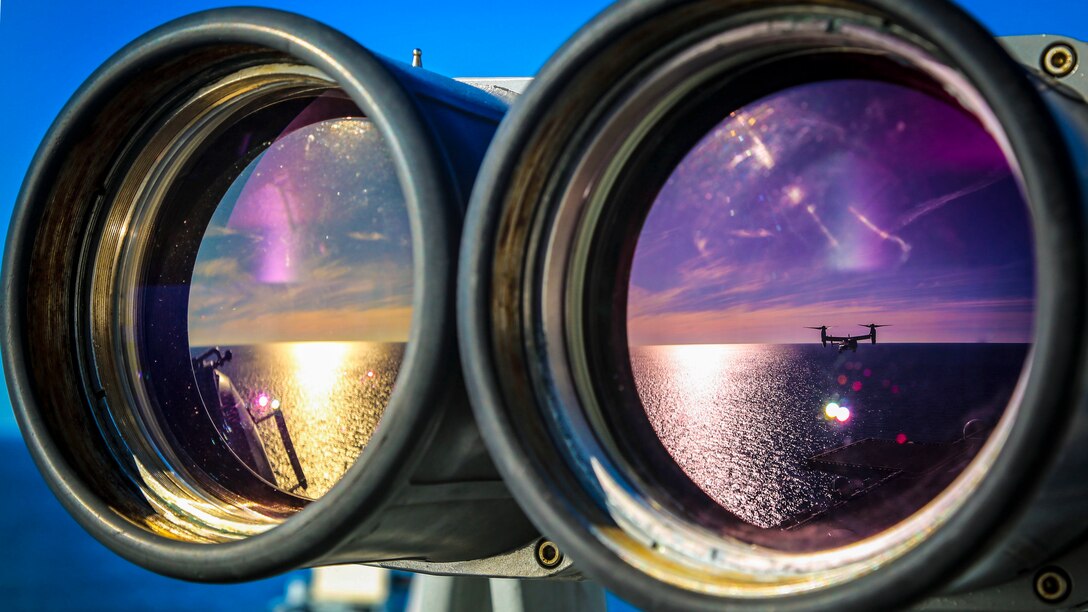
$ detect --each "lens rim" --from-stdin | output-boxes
[460,0,1086,608]
[4,8,464,580]
[582,59,1020,552]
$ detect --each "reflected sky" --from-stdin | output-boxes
[629,80,1033,345]
[189,115,412,346]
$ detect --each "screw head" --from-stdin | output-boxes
[1042,43,1077,78]
[1034,566,1071,603]
[535,539,563,569]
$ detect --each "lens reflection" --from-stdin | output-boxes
[189,114,412,500]
[627,80,1033,549]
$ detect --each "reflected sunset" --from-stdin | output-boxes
[186,101,413,500]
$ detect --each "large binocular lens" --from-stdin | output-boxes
[128,86,412,508]
[461,0,1088,608]
[627,76,1032,551]
[185,102,411,501]
[3,8,545,581]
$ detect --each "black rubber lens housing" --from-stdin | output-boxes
[460,0,1088,608]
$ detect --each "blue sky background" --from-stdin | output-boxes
[1,1,1087,432]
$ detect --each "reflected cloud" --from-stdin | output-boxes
[897,174,1006,230]
[347,231,387,241]
[189,306,412,346]
[192,257,243,279]
[729,229,775,239]
[629,80,1033,346]
[200,225,242,238]
[804,204,840,250]
[849,206,911,260]
[188,116,413,347]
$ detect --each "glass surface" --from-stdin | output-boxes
[626,79,1033,550]
[188,113,412,500]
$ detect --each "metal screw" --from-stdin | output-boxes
[1042,43,1077,78]
[1034,566,1071,603]
[535,539,563,569]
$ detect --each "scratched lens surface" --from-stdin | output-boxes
[626,80,1034,550]
[188,113,412,500]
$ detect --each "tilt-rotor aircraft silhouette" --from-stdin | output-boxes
[806,324,891,353]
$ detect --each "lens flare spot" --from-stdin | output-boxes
[837,374,847,385]
[896,433,908,444]
[863,368,872,377]
[852,381,863,391]
[785,185,804,205]
[824,402,852,423]
[258,394,269,408]
[270,398,281,410]
[366,370,375,379]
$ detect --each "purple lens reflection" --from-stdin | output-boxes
[627,80,1033,550]
[188,111,411,500]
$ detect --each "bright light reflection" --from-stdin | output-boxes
[666,344,748,414]
[290,342,351,408]
[824,402,851,423]
[785,185,804,206]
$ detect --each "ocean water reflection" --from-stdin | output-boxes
[194,341,403,499]
[630,343,1026,530]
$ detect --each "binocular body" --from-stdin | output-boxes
[5,1,1088,609]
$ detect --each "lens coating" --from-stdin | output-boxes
[187,105,412,500]
[627,79,1033,550]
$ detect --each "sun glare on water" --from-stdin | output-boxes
[289,342,351,405]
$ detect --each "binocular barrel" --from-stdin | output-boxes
[463,0,1088,608]
[2,8,548,582]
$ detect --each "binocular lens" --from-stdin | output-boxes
[187,100,412,499]
[628,78,1034,550]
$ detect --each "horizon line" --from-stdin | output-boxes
[630,340,1032,346]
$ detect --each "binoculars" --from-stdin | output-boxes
[5,1,1088,609]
